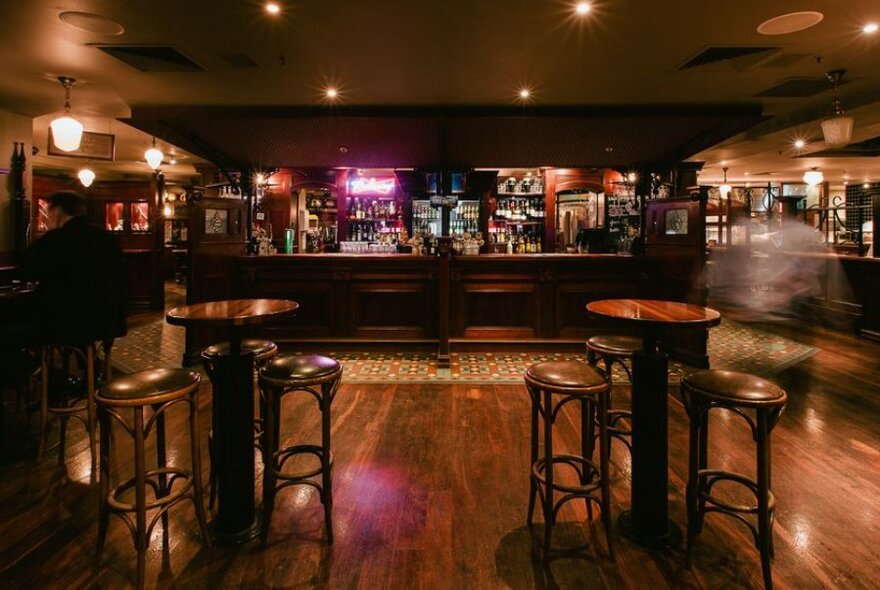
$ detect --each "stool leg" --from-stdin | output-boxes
[208,431,217,510]
[86,345,98,485]
[757,411,773,590]
[685,398,702,568]
[155,407,170,552]
[95,407,111,572]
[321,379,334,543]
[696,405,710,535]
[133,407,147,590]
[527,385,539,526]
[542,387,554,556]
[37,349,49,463]
[580,397,594,522]
[188,394,211,547]
[57,416,68,465]
[260,387,278,546]
[599,389,615,561]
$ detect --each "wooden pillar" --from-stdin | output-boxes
[674,162,703,197]
[437,236,452,368]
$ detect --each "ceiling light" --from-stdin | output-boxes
[325,87,339,99]
[518,88,531,99]
[77,168,95,188]
[863,23,879,34]
[803,168,824,186]
[49,77,84,152]
[793,139,806,149]
[864,182,871,189]
[145,137,164,170]
[719,167,732,199]
[575,2,591,15]
[169,158,177,165]
[626,172,637,183]
[821,69,854,146]
[757,11,824,35]
[265,2,281,15]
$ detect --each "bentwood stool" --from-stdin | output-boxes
[258,354,341,544]
[95,369,210,590]
[525,360,615,560]
[201,339,278,509]
[586,335,642,456]
[681,370,787,590]
[37,339,113,482]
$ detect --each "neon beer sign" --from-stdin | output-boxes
[349,177,395,195]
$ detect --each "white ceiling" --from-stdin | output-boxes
[1,0,879,181]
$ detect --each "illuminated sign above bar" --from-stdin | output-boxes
[349,177,396,195]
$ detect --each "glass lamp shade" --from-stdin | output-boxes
[77,168,95,187]
[803,169,824,186]
[50,116,84,152]
[719,183,732,198]
[145,146,164,170]
[821,115,854,146]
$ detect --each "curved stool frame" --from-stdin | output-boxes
[525,368,615,561]
[586,336,638,457]
[95,375,210,590]
[681,377,786,590]
[258,360,342,545]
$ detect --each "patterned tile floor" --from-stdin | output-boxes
[111,316,819,384]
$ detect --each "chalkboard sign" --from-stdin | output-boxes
[606,184,640,246]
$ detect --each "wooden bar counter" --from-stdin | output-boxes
[236,253,662,349]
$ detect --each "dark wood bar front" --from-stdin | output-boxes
[236,253,671,350]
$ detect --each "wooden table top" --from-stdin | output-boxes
[586,299,721,328]
[166,299,299,327]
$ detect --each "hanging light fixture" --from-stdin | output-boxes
[803,167,824,186]
[821,69,854,146]
[49,77,84,152]
[144,136,164,170]
[77,167,95,187]
[718,167,732,198]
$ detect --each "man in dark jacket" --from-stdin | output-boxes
[25,191,127,345]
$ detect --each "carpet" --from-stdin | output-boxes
[110,319,818,384]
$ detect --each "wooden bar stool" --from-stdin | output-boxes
[681,369,787,590]
[525,360,615,560]
[201,339,278,509]
[258,354,342,545]
[95,369,210,590]
[37,339,113,482]
[586,334,642,456]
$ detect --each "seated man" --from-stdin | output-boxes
[25,191,127,346]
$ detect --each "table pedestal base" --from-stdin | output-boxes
[618,510,682,549]
[210,348,258,545]
[208,512,262,545]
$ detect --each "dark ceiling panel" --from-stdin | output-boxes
[125,105,764,170]
[93,45,205,72]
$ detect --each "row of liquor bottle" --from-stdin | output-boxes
[489,227,544,253]
[497,176,544,195]
[493,197,546,221]
[411,201,480,220]
[347,221,404,243]
[347,198,401,220]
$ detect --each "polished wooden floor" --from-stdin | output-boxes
[1,314,879,589]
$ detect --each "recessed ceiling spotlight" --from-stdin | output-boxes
[720,160,728,166]
[169,158,177,165]
[575,2,591,15]
[518,88,531,99]
[864,182,871,189]
[604,146,613,153]
[59,11,125,35]
[325,87,339,99]
[863,23,879,34]
[744,172,750,176]
[265,2,281,15]
[757,11,824,36]
[793,139,806,149]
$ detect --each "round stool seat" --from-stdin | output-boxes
[683,370,787,407]
[98,369,200,406]
[587,335,642,357]
[525,360,607,392]
[201,339,278,363]
[261,354,341,386]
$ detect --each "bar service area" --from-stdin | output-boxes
[3,3,880,590]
